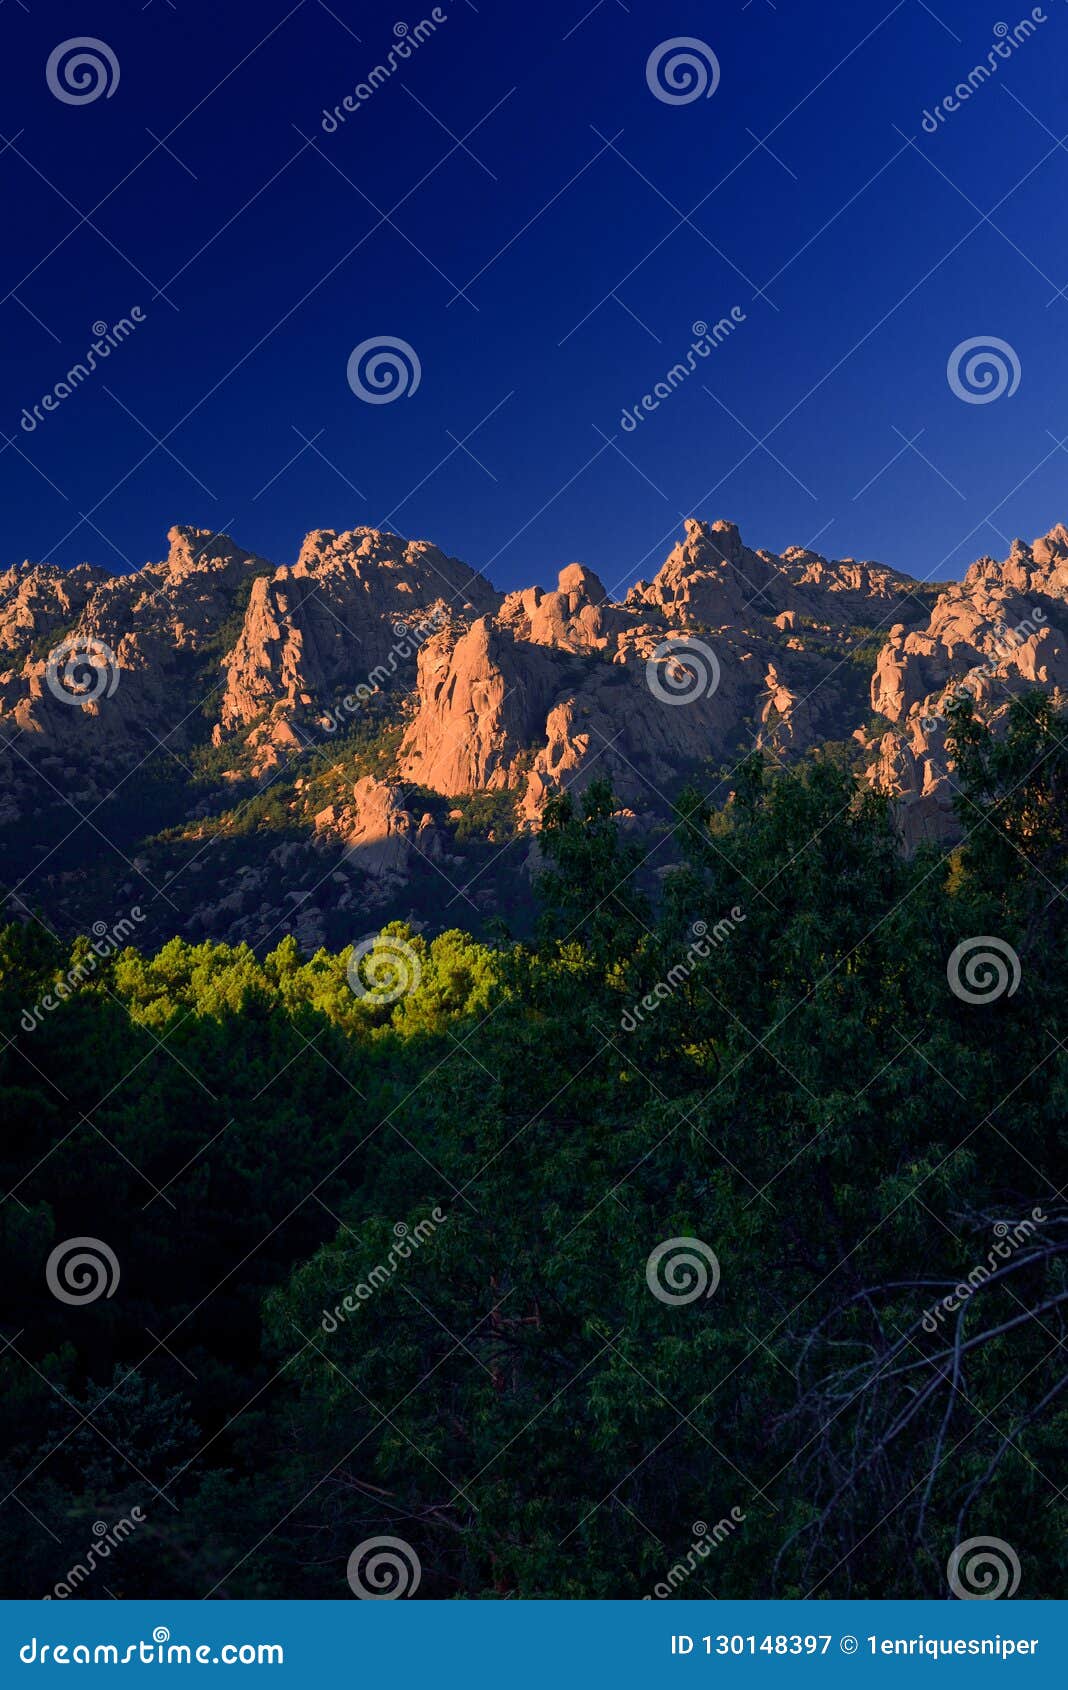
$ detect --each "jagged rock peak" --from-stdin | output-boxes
[961,522,1068,594]
[557,562,607,602]
[679,516,746,564]
[7,506,1068,949]
[291,525,499,611]
[162,525,263,577]
[1033,522,1068,566]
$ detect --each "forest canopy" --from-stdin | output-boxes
[0,696,1064,1599]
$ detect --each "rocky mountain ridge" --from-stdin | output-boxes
[2,515,1065,951]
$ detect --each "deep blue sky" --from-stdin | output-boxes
[2,0,1068,593]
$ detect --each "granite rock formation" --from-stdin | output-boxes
[2,515,1064,947]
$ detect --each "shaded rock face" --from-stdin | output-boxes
[0,527,277,823]
[397,516,922,821]
[2,514,1068,944]
[219,528,499,743]
[311,775,452,903]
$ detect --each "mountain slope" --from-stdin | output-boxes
[1,515,1065,951]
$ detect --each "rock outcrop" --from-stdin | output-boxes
[2,513,1066,945]
[867,532,1068,843]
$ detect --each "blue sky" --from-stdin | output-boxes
[2,0,1068,592]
